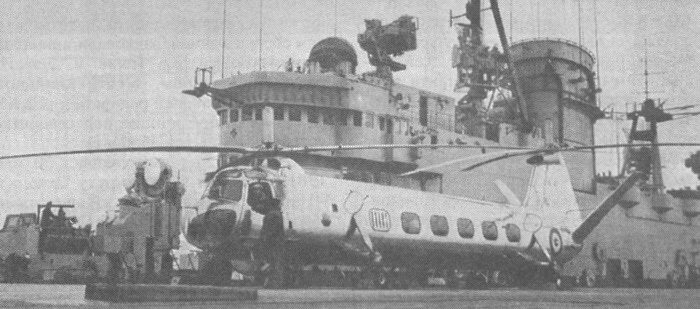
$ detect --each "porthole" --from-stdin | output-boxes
[430,215,449,236]
[401,212,421,234]
[482,221,498,241]
[505,223,521,242]
[457,218,474,239]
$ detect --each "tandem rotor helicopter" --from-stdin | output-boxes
[1,138,698,289]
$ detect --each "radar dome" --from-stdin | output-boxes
[308,37,357,74]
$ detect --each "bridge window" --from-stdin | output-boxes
[273,106,284,120]
[4,216,20,229]
[430,215,449,236]
[505,224,521,242]
[369,208,391,232]
[230,109,239,122]
[218,109,228,125]
[482,221,498,241]
[401,212,421,234]
[353,111,362,126]
[254,108,263,120]
[337,110,348,126]
[308,108,319,123]
[386,118,393,133]
[322,110,334,125]
[378,116,385,131]
[457,218,474,239]
[365,112,374,128]
[419,96,428,126]
[242,108,253,121]
[289,107,302,121]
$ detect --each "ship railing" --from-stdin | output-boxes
[510,37,596,63]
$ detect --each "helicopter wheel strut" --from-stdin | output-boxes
[199,252,233,286]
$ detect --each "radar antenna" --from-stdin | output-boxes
[357,15,418,80]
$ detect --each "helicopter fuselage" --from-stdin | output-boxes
[183,157,583,274]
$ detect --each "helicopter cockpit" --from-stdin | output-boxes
[183,157,299,249]
[207,170,245,202]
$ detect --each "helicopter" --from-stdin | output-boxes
[2,141,698,288]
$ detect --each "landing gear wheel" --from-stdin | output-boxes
[554,277,564,290]
[374,270,390,289]
[490,270,514,287]
[200,254,232,286]
[582,273,596,287]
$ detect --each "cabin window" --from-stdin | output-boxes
[242,108,253,121]
[308,108,319,123]
[505,223,521,242]
[401,212,421,234]
[353,111,362,126]
[369,208,391,232]
[209,173,243,202]
[378,116,385,131]
[273,106,285,120]
[457,218,475,239]
[255,108,263,120]
[218,109,228,125]
[230,109,239,122]
[337,110,348,126]
[365,112,374,128]
[322,110,334,125]
[289,107,302,121]
[430,215,449,236]
[386,118,393,133]
[482,221,498,240]
[430,135,438,145]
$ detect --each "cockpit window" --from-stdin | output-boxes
[210,172,244,202]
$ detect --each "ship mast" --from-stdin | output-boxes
[488,0,531,132]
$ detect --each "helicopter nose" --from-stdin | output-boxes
[186,209,237,249]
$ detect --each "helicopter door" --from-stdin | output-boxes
[239,181,280,239]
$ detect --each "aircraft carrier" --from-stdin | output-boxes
[181,0,700,288]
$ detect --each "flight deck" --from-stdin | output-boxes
[1,284,700,308]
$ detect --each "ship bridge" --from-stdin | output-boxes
[206,37,464,177]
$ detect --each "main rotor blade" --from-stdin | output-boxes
[288,144,529,152]
[459,142,700,172]
[0,146,258,161]
[567,142,700,152]
[664,104,699,111]
[460,149,544,172]
[401,149,534,176]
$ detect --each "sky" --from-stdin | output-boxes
[1,0,699,225]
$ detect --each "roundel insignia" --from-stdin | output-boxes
[549,228,563,255]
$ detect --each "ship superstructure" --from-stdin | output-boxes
[183,1,700,287]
